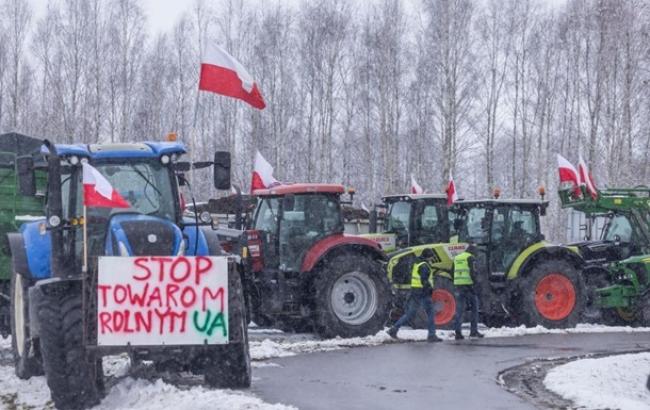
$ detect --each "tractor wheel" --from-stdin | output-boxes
[37,283,102,409]
[313,254,391,339]
[10,271,42,379]
[641,296,650,327]
[409,276,457,330]
[204,268,251,388]
[600,307,641,326]
[482,314,508,328]
[518,259,585,328]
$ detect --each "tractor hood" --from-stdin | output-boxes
[569,240,631,264]
[105,213,184,257]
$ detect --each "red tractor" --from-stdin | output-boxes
[241,183,392,338]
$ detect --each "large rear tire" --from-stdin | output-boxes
[37,283,102,409]
[518,259,585,328]
[204,267,251,388]
[313,254,391,339]
[10,271,42,379]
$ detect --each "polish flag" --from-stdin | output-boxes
[199,43,266,109]
[251,151,280,192]
[82,163,130,208]
[446,172,458,206]
[578,155,598,200]
[410,174,424,194]
[557,154,582,196]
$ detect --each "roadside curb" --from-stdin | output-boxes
[497,348,650,409]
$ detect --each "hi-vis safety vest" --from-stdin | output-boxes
[453,251,474,286]
[411,262,434,289]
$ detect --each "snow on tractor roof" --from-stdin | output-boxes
[252,183,345,196]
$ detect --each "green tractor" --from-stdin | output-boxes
[596,254,650,325]
[387,199,586,329]
[363,194,454,252]
[0,133,46,337]
[558,185,650,323]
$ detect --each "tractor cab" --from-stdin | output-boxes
[366,194,453,252]
[251,184,345,272]
[453,199,547,279]
[244,183,390,338]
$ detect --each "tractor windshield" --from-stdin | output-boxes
[384,201,410,233]
[603,214,633,242]
[73,161,177,222]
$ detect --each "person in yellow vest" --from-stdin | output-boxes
[387,248,441,342]
[453,244,484,340]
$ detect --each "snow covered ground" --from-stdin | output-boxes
[545,352,650,410]
[1,323,649,410]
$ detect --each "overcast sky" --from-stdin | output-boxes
[30,0,567,39]
[31,0,194,37]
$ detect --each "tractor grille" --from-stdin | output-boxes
[120,220,175,256]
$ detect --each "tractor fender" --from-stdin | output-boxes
[300,234,386,273]
[508,241,584,280]
[6,232,30,278]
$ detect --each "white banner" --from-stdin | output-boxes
[97,256,229,346]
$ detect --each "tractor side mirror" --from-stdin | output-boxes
[213,151,231,190]
[17,156,36,196]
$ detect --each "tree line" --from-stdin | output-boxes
[0,0,648,240]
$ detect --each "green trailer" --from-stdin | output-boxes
[0,133,46,337]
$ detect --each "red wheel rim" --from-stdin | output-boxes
[534,273,576,321]
[432,289,456,326]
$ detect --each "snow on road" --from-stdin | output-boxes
[544,352,650,410]
[1,323,649,409]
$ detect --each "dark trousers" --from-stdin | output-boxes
[453,286,479,334]
[394,292,436,337]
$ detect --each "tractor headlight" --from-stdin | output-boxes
[69,155,79,165]
[199,211,212,224]
[48,215,61,227]
[160,155,170,165]
[118,241,130,256]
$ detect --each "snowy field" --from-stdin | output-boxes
[1,324,649,410]
[545,352,650,410]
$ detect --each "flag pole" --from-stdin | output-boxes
[83,204,88,273]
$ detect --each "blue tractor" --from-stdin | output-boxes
[7,139,250,409]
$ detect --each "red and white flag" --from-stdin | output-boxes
[199,43,266,109]
[557,154,581,196]
[578,155,598,200]
[251,151,280,192]
[82,163,130,208]
[446,172,458,206]
[410,174,424,194]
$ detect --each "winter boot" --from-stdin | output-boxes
[454,331,464,340]
[427,334,443,343]
[387,327,398,339]
[469,331,484,338]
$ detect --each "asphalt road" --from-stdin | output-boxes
[251,331,650,410]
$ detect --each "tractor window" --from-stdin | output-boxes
[92,161,176,222]
[459,207,487,243]
[420,204,439,229]
[604,215,632,242]
[508,209,537,240]
[254,198,280,233]
[491,207,508,242]
[386,201,410,233]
